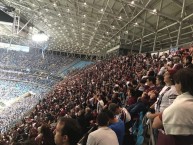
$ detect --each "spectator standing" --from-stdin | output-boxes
[184,55,193,69]
[87,112,119,145]
[153,68,193,145]
[106,110,125,145]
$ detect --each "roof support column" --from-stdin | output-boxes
[131,26,136,53]
[176,0,186,47]
[153,0,163,52]
[139,11,147,53]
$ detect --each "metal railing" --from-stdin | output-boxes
[143,116,155,145]
[149,119,155,145]
[78,125,98,145]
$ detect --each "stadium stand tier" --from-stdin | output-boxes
[1,0,193,145]
[0,48,193,145]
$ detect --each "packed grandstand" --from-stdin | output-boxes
[0,46,193,145]
[1,0,193,145]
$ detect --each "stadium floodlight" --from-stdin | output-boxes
[32,31,49,42]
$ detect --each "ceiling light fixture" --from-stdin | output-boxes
[153,9,157,12]
[134,22,138,26]
[118,16,122,20]
[32,31,49,42]
[83,2,87,6]
[53,3,57,7]
[152,9,157,15]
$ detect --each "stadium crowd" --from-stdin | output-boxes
[0,47,193,145]
[0,49,75,75]
[0,80,49,134]
[0,71,59,87]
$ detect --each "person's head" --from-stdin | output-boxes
[85,107,91,114]
[97,94,102,100]
[127,88,136,97]
[146,76,156,86]
[131,80,138,87]
[97,111,110,127]
[164,70,175,85]
[172,56,180,63]
[140,79,146,86]
[54,117,81,145]
[174,68,193,95]
[185,55,192,65]
[40,124,52,138]
[156,75,165,86]
[162,59,167,66]
[104,110,116,123]
[164,65,183,85]
[108,103,120,115]
[148,70,155,77]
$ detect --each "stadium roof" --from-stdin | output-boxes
[0,0,193,55]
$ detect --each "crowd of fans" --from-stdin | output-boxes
[0,71,60,87]
[0,80,49,134]
[0,49,76,75]
[0,47,193,145]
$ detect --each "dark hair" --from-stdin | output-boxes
[174,68,193,95]
[156,75,165,86]
[148,70,155,77]
[147,76,156,85]
[40,124,52,137]
[129,88,137,97]
[140,78,146,84]
[186,55,192,63]
[59,117,81,145]
[104,110,115,119]
[108,103,119,112]
[163,59,167,64]
[132,80,138,86]
[97,112,109,126]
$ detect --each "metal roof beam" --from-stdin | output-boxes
[139,11,147,53]
[176,0,186,46]
[124,0,179,22]
[107,0,152,44]
[127,12,193,45]
[153,0,163,52]
[135,31,192,47]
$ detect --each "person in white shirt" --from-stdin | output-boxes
[97,96,104,114]
[152,68,193,145]
[87,112,119,145]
